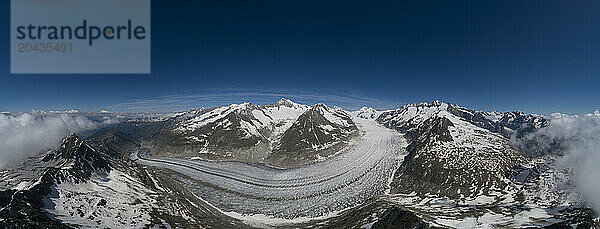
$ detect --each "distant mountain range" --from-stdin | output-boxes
[0,99,597,228]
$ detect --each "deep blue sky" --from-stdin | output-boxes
[1,0,599,114]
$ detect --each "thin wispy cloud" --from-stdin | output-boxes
[108,87,402,112]
[515,111,600,212]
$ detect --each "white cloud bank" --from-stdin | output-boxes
[0,112,98,169]
[520,110,600,211]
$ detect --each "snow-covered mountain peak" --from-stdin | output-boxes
[272,98,303,108]
[430,99,445,106]
[406,100,448,108]
[308,103,353,127]
[313,102,329,109]
[61,133,78,143]
[376,101,454,130]
[353,106,381,119]
[170,107,206,119]
[359,106,372,111]
[379,101,549,140]
[174,100,312,135]
[228,101,257,110]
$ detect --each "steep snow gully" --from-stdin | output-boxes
[134,115,406,219]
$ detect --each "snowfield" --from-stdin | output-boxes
[43,170,158,228]
[174,99,310,141]
[135,115,407,219]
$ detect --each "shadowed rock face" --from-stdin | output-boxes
[390,116,462,196]
[150,104,267,161]
[372,206,436,229]
[0,135,110,228]
[541,208,600,229]
[269,103,358,167]
[379,102,524,199]
[41,134,111,183]
[0,173,66,228]
[404,116,454,143]
[86,128,141,159]
[184,105,265,149]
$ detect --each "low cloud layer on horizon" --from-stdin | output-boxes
[0,112,99,169]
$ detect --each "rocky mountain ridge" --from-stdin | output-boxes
[148,98,359,168]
